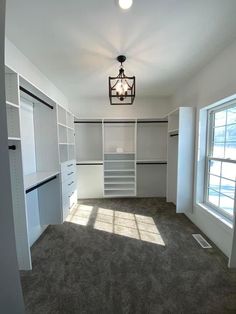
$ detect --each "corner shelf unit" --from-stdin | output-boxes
[57,105,76,163]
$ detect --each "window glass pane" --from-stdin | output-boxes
[209,160,221,176]
[225,142,236,159]
[214,110,226,127]
[208,189,219,207]
[213,126,225,143]
[226,124,236,142]
[212,142,225,158]
[222,162,236,181]
[219,194,234,217]
[227,107,236,125]
[209,174,220,192]
[220,178,235,198]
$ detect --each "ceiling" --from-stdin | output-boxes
[5,0,236,103]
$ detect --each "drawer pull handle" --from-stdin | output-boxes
[68,172,74,176]
[68,181,74,186]
[67,164,73,167]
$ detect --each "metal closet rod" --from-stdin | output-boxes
[26,175,57,194]
[74,120,167,124]
[137,162,167,165]
[20,86,54,110]
[8,145,16,150]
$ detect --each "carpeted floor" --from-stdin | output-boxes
[21,198,236,314]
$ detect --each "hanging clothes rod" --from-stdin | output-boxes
[20,86,54,110]
[74,121,102,124]
[8,145,16,150]
[136,162,167,165]
[137,120,168,124]
[26,175,57,194]
[104,120,135,124]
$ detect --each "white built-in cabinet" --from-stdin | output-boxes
[166,107,195,213]
[5,66,77,270]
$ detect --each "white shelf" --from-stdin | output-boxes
[6,100,19,109]
[24,171,59,191]
[104,169,135,172]
[168,128,179,134]
[104,152,135,155]
[104,188,135,191]
[104,182,135,185]
[77,160,103,164]
[59,142,68,145]
[104,175,135,178]
[8,137,21,141]
[137,159,167,163]
[58,122,74,130]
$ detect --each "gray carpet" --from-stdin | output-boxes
[21,198,236,314]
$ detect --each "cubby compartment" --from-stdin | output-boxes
[58,124,67,143]
[5,67,19,106]
[67,128,75,144]
[59,144,68,163]
[66,112,74,129]
[6,104,20,139]
[68,145,75,160]
[57,105,67,126]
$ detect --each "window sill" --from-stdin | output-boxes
[197,203,233,230]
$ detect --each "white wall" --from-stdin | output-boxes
[171,40,236,257]
[5,38,69,109]
[70,96,171,119]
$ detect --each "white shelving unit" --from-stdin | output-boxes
[166,107,195,213]
[5,66,65,270]
[56,105,77,219]
[57,104,76,163]
[103,120,136,197]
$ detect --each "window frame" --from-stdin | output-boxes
[204,100,236,221]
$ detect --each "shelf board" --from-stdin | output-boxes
[77,160,103,165]
[104,182,135,185]
[104,152,135,155]
[59,142,68,145]
[104,188,135,191]
[24,171,59,192]
[8,137,21,141]
[6,101,19,109]
[168,128,179,134]
[104,175,135,178]
[104,160,135,163]
[58,122,74,131]
[104,169,135,172]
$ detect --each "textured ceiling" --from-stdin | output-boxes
[5,0,236,103]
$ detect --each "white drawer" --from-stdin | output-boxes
[61,160,76,175]
[61,167,76,183]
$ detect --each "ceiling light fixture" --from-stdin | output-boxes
[109,55,135,105]
[119,0,133,10]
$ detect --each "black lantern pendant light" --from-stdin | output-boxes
[109,55,135,105]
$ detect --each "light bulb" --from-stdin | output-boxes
[119,0,133,10]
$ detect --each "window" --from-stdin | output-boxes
[205,102,236,221]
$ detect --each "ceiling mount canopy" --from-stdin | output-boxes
[109,55,135,105]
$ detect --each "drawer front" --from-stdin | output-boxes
[61,166,76,183]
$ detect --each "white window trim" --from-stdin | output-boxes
[204,100,236,222]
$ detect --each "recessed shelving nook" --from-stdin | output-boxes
[103,120,136,197]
